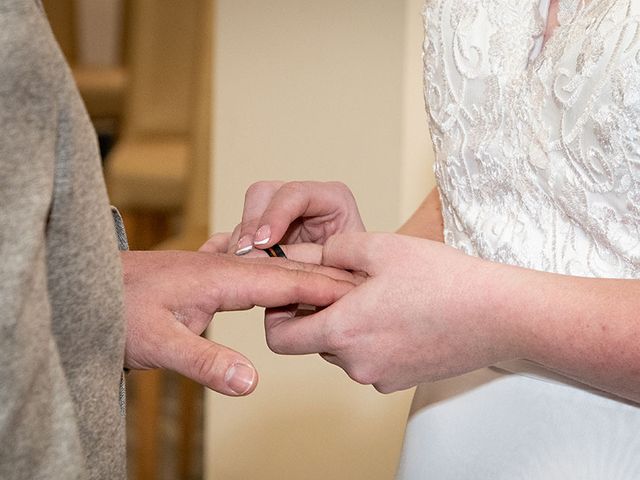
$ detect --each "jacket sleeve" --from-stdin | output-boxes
[111,207,130,251]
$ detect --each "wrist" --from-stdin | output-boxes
[472,260,538,364]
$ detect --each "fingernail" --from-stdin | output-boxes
[235,236,253,256]
[225,363,256,395]
[253,225,271,246]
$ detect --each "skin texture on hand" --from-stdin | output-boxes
[230,181,366,255]
[121,249,356,396]
[264,233,516,393]
[218,180,640,401]
[264,232,640,402]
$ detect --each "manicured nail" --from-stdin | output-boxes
[253,225,271,246]
[235,235,253,255]
[225,363,255,395]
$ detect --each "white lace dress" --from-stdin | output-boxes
[397,1,640,478]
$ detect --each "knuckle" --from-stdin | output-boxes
[281,181,306,198]
[245,180,271,198]
[190,343,224,383]
[327,180,349,192]
[316,287,337,306]
[297,272,336,306]
[288,270,307,292]
[373,382,396,395]
[325,330,343,351]
[348,365,377,386]
[265,330,287,355]
[324,322,353,352]
[328,181,354,199]
[327,182,360,218]
[200,278,225,311]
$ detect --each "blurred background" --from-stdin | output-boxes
[42,0,434,478]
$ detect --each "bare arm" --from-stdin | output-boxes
[266,233,640,403]
[397,187,445,242]
[230,181,640,402]
[493,261,640,403]
[398,189,640,399]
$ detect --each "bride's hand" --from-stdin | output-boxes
[264,232,522,393]
[225,181,366,255]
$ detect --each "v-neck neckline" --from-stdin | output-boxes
[542,0,561,49]
[528,0,589,70]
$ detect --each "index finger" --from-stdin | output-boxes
[215,260,355,312]
[236,181,360,252]
[234,181,284,254]
[252,181,356,248]
[238,253,360,286]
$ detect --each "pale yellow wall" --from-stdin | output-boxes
[206,1,434,479]
[400,0,436,218]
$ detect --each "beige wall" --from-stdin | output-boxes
[206,1,434,478]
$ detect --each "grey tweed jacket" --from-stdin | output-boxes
[0,1,127,478]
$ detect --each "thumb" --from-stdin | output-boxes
[322,232,377,274]
[163,324,258,396]
[199,233,233,254]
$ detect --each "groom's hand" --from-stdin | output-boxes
[122,249,355,396]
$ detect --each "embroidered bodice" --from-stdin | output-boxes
[426,0,640,277]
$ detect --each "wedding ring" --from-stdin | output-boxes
[265,244,287,259]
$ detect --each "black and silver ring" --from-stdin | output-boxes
[264,244,287,258]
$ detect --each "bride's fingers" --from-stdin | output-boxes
[227,223,246,254]
[234,182,284,254]
[199,233,232,254]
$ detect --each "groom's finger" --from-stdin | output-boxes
[241,242,323,265]
[211,259,355,311]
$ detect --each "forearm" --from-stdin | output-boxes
[397,190,640,401]
[397,188,445,242]
[489,262,640,402]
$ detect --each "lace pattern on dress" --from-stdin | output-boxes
[424,0,640,277]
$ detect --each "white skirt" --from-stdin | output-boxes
[397,365,640,479]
